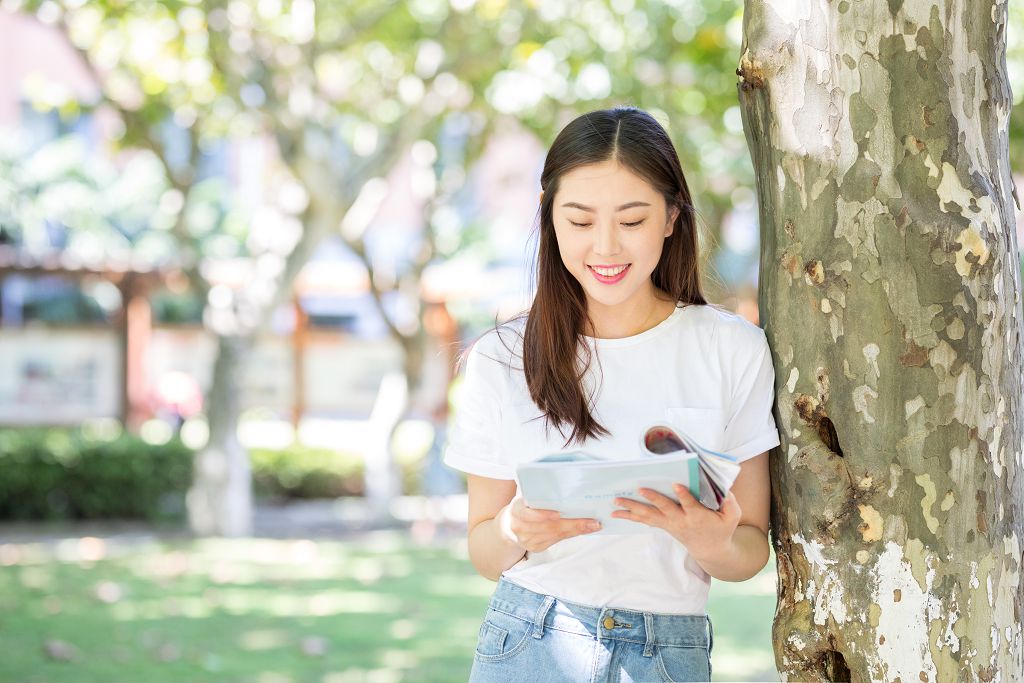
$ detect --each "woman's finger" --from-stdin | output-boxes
[615,497,660,523]
[672,484,700,510]
[517,501,561,521]
[614,497,645,515]
[639,488,683,516]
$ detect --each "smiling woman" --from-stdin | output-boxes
[547,159,680,341]
[443,106,780,683]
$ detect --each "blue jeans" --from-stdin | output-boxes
[469,577,714,683]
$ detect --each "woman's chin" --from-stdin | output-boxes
[583,288,636,309]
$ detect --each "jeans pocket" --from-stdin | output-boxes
[473,608,533,662]
[654,644,712,683]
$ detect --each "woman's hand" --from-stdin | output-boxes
[497,493,602,553]
[611,485,742,560]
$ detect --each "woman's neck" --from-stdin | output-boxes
[583,290,676,340]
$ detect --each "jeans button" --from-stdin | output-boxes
[603,616,615,630]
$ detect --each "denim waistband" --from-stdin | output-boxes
[489,577,711,650]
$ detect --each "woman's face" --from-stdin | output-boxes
[547,159,678,315]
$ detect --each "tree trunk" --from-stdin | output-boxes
[186,334,253,537]
[364,371,408,524]
[738,2,1024,681]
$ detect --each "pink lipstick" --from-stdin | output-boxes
[588,264,631,284]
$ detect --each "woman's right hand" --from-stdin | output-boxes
[496,493,602,553]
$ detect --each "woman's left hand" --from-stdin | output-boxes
[611,485,742,560]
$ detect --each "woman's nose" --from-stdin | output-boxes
[594,220,620,255]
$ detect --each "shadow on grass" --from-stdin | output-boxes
[0,528,779,682]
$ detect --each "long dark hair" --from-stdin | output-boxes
[461,106,707,448]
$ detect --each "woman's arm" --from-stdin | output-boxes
[466,475,526,581]
[466,474,604,581]
[689,450,771,581]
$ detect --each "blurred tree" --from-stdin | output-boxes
[5,0,838,535]
[739,1,1023,680]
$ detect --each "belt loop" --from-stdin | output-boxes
[643,613,655,657]
[707,615,714,652]
[532,595,555,639]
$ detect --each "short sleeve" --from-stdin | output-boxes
[721,328,781,462]
[442,335,515,480]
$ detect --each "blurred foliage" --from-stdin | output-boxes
[249,444,365,500]
[0,429,432,522]
[6,0,1024,273]
[0,428,192,521]
[0,134,188,264]
[149,288,205,324]
[1009,2,1024,175]
[250,442,426,501]
[6,0,761,281]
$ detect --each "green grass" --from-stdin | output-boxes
[706,557,780,681]
[0,530,778,682]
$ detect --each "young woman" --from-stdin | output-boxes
[444,106,780,683]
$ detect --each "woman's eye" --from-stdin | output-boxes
[568,220,645,228]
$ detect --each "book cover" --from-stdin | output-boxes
[515,423,741,535]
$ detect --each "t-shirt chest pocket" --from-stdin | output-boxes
[658,405,728,454]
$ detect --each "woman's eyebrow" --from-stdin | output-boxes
[560,201,651,212]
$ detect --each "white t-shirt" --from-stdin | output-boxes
[443,302,781,614]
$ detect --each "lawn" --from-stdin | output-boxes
[0,527,779,682]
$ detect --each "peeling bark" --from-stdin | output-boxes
[739,1,1024,681]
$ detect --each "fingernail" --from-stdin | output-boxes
[588,521,601,531]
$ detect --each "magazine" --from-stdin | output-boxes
[515,423,741,535]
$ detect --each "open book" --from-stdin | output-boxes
[515,422,741,535]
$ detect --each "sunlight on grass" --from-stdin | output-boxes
[108,596,215,621]
[379,648,420,669]
[239,628,291,651]
[387,618,417,640]
[254,671,296,683]
[18,565,56,590]
[0,531,484,682]
[322,670,403,683]
[0,530,779,682]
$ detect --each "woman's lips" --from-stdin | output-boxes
[588,264,631,284]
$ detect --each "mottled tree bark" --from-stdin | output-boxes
[738,2,1023,681]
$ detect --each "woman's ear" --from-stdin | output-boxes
[664,205,679,238]
[539,190,544,205]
